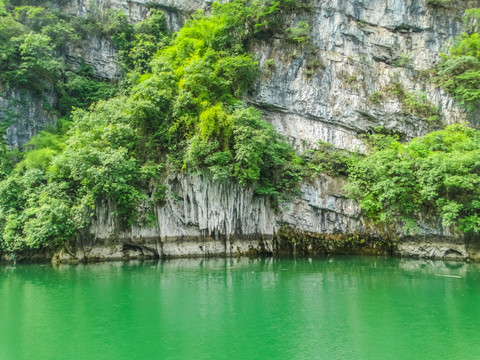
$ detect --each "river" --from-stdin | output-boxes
[1,257,479,359]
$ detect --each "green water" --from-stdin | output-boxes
[1,257,480,359]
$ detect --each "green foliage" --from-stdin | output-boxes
[427,0,480,9]
[437,8,480,110]
[116,9,170,75]
[0,0,116,117]
[0,170,75,250]
[58,63,117,115]
[0,98,147,251]
[285,21,311,44]
[394,54,412,68]
[141,7,301,198]
[0,0,307,252]
[426,0,454,8]
[0,1,167,105]
[304,141,353,178]
[369,91,384,104]
[437,34,480,110]
[303,53,325,77]
[210,0,312,42]
[346,75,358,84]
[264,58,276,69]
[19,118,70,171]
[346,124,480,232]
[464,8,480,33]
[389,82,439,121]
[18,32,62,84]
[0,1,6,15]
[231,107,302,196]
[305,57,324,71]
[0,140,17,180]
[52,115,143,226]
[0,4,74,90]
[13,6,57,32]
[153,184,168,204]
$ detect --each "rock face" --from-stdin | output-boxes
[250,0,468,153]
[65,36,119,80]
[59,0,219,31]
[2,0,479,261]
[59,0,477,262]
[0,87,57,149]
[0,0,210,148]
[59,173,368,261]
[52,173,478,263]
[60,0,469,153]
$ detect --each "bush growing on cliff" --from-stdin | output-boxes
[389,82,439,122]
[210,0,312,41]
[121,4,303,198]
[0,1,171,114]
[437,8,480,110]
[285,21,311,44]
[114,9,171,75]
[0,2,116,107]
[303,141,353,178]
[58,63,117,115]
[426,0,454,8]
[0,99,147,251]
[0,4,72,90]
[346,124,480,233]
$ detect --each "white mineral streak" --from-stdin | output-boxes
[84,173,368,259]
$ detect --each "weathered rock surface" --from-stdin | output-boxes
[0,87,57,149]
[59,0,219,31]
[57,0,477,262]
[2,0,469,149]
[65,36,119,80]
[47,173,478,263]
[0,0,208,146]
[62,0,470,153]
[250,0,468,152]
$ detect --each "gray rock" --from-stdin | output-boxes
[53,174,469,261]
[0,87,57,149]
[249,0,468,152]
[55,0,478,261]
[58,0,219,31]
[65,36,119,80]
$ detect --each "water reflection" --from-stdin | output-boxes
[1,257,480,359]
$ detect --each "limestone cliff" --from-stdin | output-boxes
[251,0,468,152]
[60,172,476,263]
[2,0,479,262]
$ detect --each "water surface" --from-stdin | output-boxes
[1,257,479,359]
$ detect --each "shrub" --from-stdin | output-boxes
[346,124,480,232]
[285,21,311,44]
[369,91,384,104]
[426,0,454,8]
[304,141,353,177]
[394,54,412,68]
[264,58,276,69]
[389,83,439,121]
[436,8,480,110]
